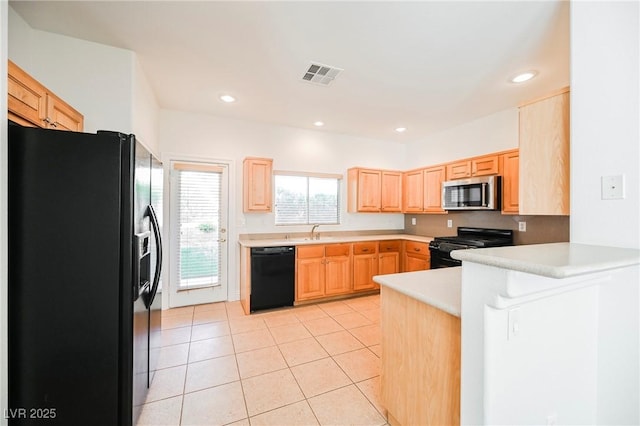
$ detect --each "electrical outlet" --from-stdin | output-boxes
[518,221,526,232]
[447,219,453,228]
[602,175,625,200]
[411,217,417,226]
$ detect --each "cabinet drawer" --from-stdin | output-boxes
[405,241,429,255]
[446,161,471,180]
[325,243,351,257]
[353,242,378,255]
[296,245,324,259]
[472,155,499,176]
[379,240,401,252]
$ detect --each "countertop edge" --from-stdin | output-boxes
[451,242,640,279]
[238,233,433,247]
[374,268,461,317]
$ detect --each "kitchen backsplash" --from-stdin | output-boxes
[404,211,569,245]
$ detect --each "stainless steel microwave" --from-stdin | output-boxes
[442,175,501,210]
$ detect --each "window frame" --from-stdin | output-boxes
[273,170,342,226]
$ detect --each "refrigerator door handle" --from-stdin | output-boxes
[146,205,163,309]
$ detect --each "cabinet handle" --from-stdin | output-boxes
[363,248,369,252]
[414,248,421,252]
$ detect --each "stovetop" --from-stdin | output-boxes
[430,227,514,250]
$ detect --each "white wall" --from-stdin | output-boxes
[132,58,160,156]
[1,2,8,424]
[404,108,519,170]
[8,7,141,138]
[570,1,640,249]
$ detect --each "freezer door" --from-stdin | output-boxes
[149,155,163,385]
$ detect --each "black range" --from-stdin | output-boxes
[429,227,514,269]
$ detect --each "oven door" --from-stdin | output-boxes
[429,248,463,269]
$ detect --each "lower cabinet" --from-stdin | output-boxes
[403,241,430,271]
[353,242,379,291]
[296,244,351,301]
[381,286,460,425]
[295,239,430,303]
[379,240,401,276]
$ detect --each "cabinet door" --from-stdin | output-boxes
[403,170,424,212]
[46,92,84,132]
[381,171,402,212]
[501,150,519,214]
[296,257,325,300]
[379,252,400,276]
[358,169,382,212]
[243,158,273,212]
[471,154,499,176]
[353,254,379,291]
[423,166,446,213]
[325,256,352,296]
[519,89,570,215]
[8,60,47,128]
[404,253,430,272]
[446,161,471,180]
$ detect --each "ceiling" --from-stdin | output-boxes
[9,1,570,143]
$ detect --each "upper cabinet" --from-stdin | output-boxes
[348,168,402,213]
[423,165,446,213]
[446,154,499,180]
[8,60,84,131]
[402,165,446,214]
[243,157,273,212]
[519,88,570,215]
[500,149,519,214]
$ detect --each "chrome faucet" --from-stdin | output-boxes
[310,224,320,240]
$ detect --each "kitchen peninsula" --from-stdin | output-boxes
[374,267,461,426]
[453,242,640,425]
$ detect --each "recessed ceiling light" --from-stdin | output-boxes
[395,127,407,133]
[313,121,324,127]
[219,94,236,103]
[510,71,538,83]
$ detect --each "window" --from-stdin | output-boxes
[274,172,341,225]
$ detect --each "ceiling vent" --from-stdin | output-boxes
[301,62,343,86]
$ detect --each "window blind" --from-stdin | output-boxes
[174,165,223,289]
[275,174,340,225]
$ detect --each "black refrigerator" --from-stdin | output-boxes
[7,123,163,425]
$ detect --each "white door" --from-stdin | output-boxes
[169,161,229,307]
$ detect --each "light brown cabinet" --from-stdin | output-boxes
[378,240,401,276]
[348,168,402,213]
[381,286,460,426]
[353,242,379,291]
[8,60,84,131]
[403,166,446,214]
[500,149,520,214]
[403,241,430,272]
[446,154,499,180]
[402,169,424,213]
[423,165,446,213]
[296,244,351,301]
[381,171,403,212]
[243,157,273,213]
[519,88,570,215]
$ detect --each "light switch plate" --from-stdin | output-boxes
[602,175,625,200]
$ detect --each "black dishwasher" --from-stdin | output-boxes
[250,246,295,312]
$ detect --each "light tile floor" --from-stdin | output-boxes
[138,295,388,426]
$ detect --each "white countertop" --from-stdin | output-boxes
[373,267,461,317]
[238,233,433,247]
[451,242,640,279]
